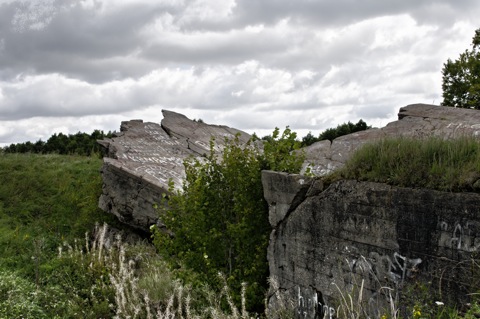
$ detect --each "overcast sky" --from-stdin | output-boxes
[0,0,479,145]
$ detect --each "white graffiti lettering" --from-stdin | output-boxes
[348,251,422,285]
[439,220,480,252]
[296,287,335,319]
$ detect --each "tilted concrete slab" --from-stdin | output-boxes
[98,110,251,231]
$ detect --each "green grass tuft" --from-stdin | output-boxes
[331,136,480,192]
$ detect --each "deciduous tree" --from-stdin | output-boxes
[442,28,480,109]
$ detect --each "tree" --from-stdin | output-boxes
[261,126,304,172]
[441,28,480,109]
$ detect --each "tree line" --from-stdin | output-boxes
[2,130,114,156]
[299,119,371,147]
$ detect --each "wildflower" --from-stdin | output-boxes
[413,305,422,319]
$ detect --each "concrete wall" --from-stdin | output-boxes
[262,170,480,318]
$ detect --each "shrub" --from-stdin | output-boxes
[153,129,304,314]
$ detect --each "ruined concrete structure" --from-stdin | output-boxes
[98,104,480,317]
[262,171,480,318]
[98,110,250,231]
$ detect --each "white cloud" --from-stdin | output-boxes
[0,0,480,145]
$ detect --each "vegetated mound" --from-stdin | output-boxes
[0,153,118,271]
[332,136,480,192]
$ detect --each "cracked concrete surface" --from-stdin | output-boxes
[97,110,251,231]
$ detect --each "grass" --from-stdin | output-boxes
[53,223,258,318]
[0,153,119,317]
[0,152,259,318]
[0,153,119,276]
[329,136,480,192]
[3,141,480,317]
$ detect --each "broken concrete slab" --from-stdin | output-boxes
[98,110,251,231]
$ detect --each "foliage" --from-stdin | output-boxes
[0,270,49,319]
[332,136,480,192]
[3,129,114,156]
[442,28,480,109]
[301,119,371,147]
[154,129,304,314]
[261,126,305,172]
[154,135,269,313]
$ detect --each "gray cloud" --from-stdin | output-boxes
[0,1,169,82]
[0,0,479,145]
[229,0,478,28]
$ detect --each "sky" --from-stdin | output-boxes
[0,0,479,145]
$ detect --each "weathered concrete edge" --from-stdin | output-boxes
[99,158,168,232]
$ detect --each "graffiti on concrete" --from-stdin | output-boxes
[296,287,335,319]
[345,249,422,285]
[439,219,480,252]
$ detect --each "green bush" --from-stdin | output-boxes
[153,129,304,314]
[154,135,269,312]
[262,126,305,172]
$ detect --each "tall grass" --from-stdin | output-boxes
[58,223,258,318]
[0,153,120,278]
[333,136,480,191]
[0,153,119,317]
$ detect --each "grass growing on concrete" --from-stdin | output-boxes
[333,136,480,192]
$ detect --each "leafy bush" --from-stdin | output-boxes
[154,135,269,312]
[261,126,305,172]
[153,129,304,314]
